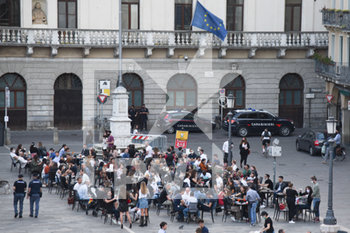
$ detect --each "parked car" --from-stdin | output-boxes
[296,130,326,156]
[222,109,295,137]
[156,110,216,134]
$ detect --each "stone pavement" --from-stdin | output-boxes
[0,129,349,233]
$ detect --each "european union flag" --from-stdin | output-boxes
[191,1,227,41]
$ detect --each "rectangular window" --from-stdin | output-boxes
[122,0,139,29]
[186,91,196,107]
[166,92,174,107]
[331,34,335,59]
[226,0,244,31]
[285,0,302,31]
[58,0,77,28]
[0,0,20,26]
[286,91,293,105]
[16,91,25,108]
[175,91,185,107]
[175,0,192,30]
[340,0,344,9]
[340,36,343,64]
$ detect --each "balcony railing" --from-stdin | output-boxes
[315,60,350,85]
[322,9,350,31]
[0,27,328,49]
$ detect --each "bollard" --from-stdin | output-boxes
[5,127,11,145]
[53,127,59,145]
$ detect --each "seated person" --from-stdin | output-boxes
[103,190,120,224]
[199,192,216,212]
[183,192,200,220]
[297,186,313,210]
[73,177,89,200]
[274,176,287,200]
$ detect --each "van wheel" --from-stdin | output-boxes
[238,127,248,137]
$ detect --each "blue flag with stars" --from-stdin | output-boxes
[191,1,227,41]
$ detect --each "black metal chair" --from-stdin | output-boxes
[201,201,217,223]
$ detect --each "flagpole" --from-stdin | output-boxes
[118,0,123,87]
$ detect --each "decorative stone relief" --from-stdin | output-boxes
[32,0,47,25]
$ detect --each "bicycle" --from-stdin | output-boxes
[321,143,346,162]
[262,140,270,158]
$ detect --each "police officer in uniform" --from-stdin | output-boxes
[13,174,27,218]
[27,173,42,218]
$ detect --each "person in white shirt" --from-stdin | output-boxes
[183,192,199,219]
[145,142,153,159]
[222,140,229,165]
[231,160,238,172]
[17,151,28,169]
[199,149,207,163]
[79,169,90,186]
[158,221,167,233]
[215,173,223,190]
[182,187,191,202]
[73,177,89,200]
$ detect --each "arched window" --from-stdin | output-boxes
[0,73,26,129]
[122,73,144,108]
[54,73,82,129]
[220,75,245,109]
[167,74,197,110]
[279,73,304,127]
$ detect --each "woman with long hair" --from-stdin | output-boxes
[138,181,149,227]
[284,182,298,223]
[239,137,250,168]
[118,186,132,229]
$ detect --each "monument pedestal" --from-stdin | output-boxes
[109,86,131,148]
[320,224,340,233]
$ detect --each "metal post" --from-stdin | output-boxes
[220,105,223,129]
[117,0,123,87]
[273,157,276,188]
[5,86,9,129]
[323,139,337,225]
[228,111,233,165]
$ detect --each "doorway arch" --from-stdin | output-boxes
[54,73,82,129]
[0,73,26,129]
[279,73,304,128]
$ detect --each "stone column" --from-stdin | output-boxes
[109,86,131,148]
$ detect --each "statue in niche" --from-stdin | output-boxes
[32,2,47,24]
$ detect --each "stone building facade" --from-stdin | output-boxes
[0,0,329,131]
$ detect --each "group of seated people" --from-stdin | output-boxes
[9,141,320,229]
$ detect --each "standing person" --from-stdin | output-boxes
[261,128,272,154]
[27,173,42,218]
[138,181,149,227]
[81,144,89,156]
[158,221,167,233]
[239,137,250,168]
[13,174,27,218]
[311,176,321,222]
[222,140,229,165]
[246,185,261,227]
[139,104,149,132]
[283,182,298,223]
[118,186,132,229]
[37,142,47,158]
[106,131,114,149]
[260,211,274,233]
[198,219,209,233]
[128,105,137,130]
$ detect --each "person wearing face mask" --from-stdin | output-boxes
[297,186,313,212]
[260,211,274,233]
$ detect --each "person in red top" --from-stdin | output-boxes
[199,159,208,172]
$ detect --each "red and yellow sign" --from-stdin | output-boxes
[175,130,189,148]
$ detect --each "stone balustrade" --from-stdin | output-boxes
[0,27,328,49]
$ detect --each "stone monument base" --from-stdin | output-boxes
[320,224,340,233]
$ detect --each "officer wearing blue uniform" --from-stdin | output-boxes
[27,173,42,218]
[13,174,27,218]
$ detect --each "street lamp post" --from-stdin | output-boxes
[323,116,337,225]
[227,94,234,165]
[117,0,123,87]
